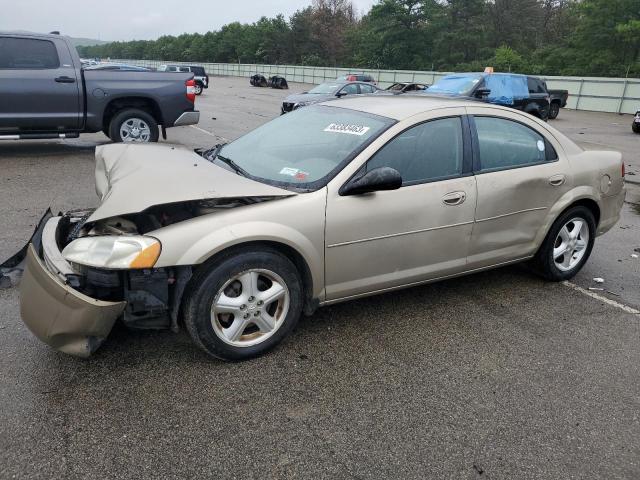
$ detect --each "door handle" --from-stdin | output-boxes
[548,174,566,186]
[55,76,76,83]
[442,191,466,206]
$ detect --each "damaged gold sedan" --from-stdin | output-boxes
[7,96,626,360]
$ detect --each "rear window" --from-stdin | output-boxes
[190,66,206,75]
[0,37,59,69]
[527,77,547,94]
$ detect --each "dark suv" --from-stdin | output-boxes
[426,73,550,120]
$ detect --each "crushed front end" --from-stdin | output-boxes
[18,209,191,357]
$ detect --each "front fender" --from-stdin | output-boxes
[160,221,324,298]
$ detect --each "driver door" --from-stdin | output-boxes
[324,109,476,300]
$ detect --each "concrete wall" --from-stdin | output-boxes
[112,59,640,114]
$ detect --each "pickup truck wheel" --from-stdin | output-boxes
[194,83,203,95]
[183,248,303,361]
[548,102,560,120]
[109,109,159,143]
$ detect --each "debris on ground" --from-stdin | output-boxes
[593,277,605,283]
[589,287,605,291]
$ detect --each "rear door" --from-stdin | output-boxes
[466,107,572,268]
[0,35,80,132]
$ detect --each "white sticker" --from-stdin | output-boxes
[324,123,370,136]
[279,167,299,176]
[537,140,545,152]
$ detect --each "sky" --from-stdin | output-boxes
[0,0,377,41]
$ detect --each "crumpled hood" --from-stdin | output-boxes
[89,144,295,222]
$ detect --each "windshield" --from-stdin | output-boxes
[218,105,394,189]
[427,74,483,95]
[308,83,341,94]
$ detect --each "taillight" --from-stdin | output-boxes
[186,79,196,103]
[622,162,625,178]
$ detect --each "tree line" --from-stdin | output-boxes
[77,0,640,77]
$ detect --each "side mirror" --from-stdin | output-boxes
[340,167,402,196]
[336,91,348,97]
[475,88,491,99]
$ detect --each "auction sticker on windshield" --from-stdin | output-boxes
[324,123,371,136]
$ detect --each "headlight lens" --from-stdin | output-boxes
[294,101,309,109]
[62,236,161,269]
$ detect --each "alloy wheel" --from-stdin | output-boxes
[210,269,290,347]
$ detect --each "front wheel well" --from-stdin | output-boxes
[103,97,163,132]
[192,241,316,315]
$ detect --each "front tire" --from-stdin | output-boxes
[531,206,596,281]
[632,123,640,134]
[548,102,560,120]
[109,108,159,143]
[194,82,203,95]
[183,248,304,361]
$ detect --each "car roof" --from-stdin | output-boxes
[0,30,74,41]
[319,94,509,120]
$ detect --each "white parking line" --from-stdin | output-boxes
[189,125,229,143]
[563,281,640,315]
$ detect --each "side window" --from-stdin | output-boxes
[527,77,546,94]
[179,66,190,72]
[366,117,464,185]
[360,84,375,94]
[341,83,359,95]
[0,37,59,69]
[475,117,557,172]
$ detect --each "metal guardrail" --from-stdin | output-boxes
[113,59,640,115]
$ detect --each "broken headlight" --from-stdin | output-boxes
[62,236,161,270]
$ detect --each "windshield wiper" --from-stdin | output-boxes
[215,154,249,177]
[196,143,226,162]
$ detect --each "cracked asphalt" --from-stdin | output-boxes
[1,77,639,479]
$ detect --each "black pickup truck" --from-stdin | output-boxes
[0,31,200,142]
[547,88,569,120]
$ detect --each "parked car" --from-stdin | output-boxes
[158,64,209,95]
[337,74,376,84]
[250,73,268,87]
[547,88,569,119]
[0,32,199,142]
[426,72,551,120]
[383,82,429,94]
[84,62,151,72]
[633,110,640,134]
[15,96,624,360]
[281,81,379,113]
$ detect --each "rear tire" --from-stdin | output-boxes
[530,206,596,281]
[109,108,159,143]
[194,82,203,95]
[548,102,560,120]
[632,123,640,134]
[183,248,304,361]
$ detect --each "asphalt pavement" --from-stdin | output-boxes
[0,77,639,479]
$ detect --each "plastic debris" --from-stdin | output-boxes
[593,277,605,283]
[632,254,639,259]
[588,287,604,291]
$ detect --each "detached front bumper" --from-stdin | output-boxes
[19,217,126,357]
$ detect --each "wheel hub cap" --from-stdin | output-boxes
[553,217,589,272]
[210,269,290,347]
